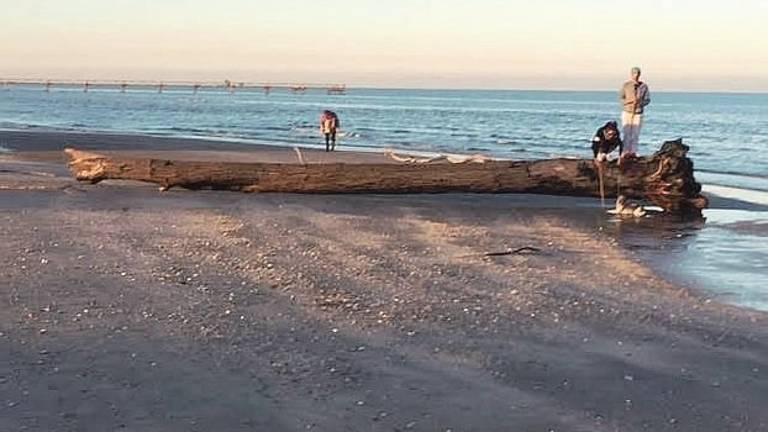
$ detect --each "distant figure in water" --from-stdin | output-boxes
[619,67,651,159]
[592,121,623,162]
[320,110,340,152]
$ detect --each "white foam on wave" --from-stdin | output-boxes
[703,184,768,207]
[697,171,768,192]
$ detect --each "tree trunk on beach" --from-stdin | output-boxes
[64,139,707,215]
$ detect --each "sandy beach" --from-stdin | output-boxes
[1,131,767,431]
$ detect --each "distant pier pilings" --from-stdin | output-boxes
[0,79,347,95]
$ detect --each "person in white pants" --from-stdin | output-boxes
[619,67,651,157]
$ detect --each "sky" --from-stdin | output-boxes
[2,0,767,91]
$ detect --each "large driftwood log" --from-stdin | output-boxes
[64,139,708,215]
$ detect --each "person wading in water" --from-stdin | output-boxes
[619,67,651,161]
[320,110,340,152]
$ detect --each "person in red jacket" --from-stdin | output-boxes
[320,110,340,152]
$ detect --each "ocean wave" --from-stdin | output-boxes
[698,169,768,180]
[262,125,291,132]
[697,171,768,194]
[495,139,520,145]
[335,92,620,107]
[704,185,768,207]
[466,147,490,153]
[0,121,42,130]
[241,98,612,116]
[154,126,210,134]
[0,120,74,132]
[449,132,477,138]
[290,126,318,135]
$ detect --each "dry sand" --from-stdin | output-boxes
[1,131,766,432]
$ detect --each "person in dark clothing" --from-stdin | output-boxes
[320,110,340,151]
[592,120,623,162]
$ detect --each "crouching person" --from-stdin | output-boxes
[592,120,623,163]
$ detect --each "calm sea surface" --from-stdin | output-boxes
[1,86,766,310]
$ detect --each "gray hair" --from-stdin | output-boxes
[631,66,642,75]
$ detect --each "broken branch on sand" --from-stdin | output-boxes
[457,246,543,259]
[483,247,542,257]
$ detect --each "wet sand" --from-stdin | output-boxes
[1,131,767,432]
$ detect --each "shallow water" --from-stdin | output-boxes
[603,187,768,312]
[683,210,768,310]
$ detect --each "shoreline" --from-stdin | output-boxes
[0,127,512,163]
[3,129,767,311]
[4,128,768,191]
[4,128,767,209]
[3,129,768,307]
[1,130,767,431]
[3,126,767,190]
[3,126,768,189]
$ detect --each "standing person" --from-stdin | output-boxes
[320,110,340,152]
[619,67,651,159]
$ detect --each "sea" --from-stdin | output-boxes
[1,85,766,311]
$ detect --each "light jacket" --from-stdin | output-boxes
[620,81,651,114]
